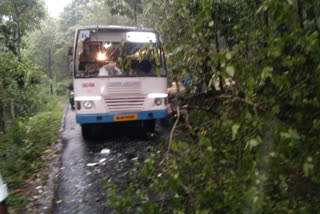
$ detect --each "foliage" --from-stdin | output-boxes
[0,0,46,133]
[106,0,320,213]
[0,0,67,211]
[0,52,46,116]
[77,0,130,26]
[0,0,45,57]
[0,2,63,210]
[0,97,62,210]
[105,0,142,25]
[55,79,72,96]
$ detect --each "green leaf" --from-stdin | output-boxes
[232,124,240,140]
[226,66,235,77]
[272,105,280,114]
[155,67,161,77]
[245,137,261,150]
[287,0,294,5]
[198,135,211,147]
[280,129,300,140]
[196,210,209,214]
[303,162,313,177]
[248,139,258,148]
[171,143,178,152]
[144,2,153,14]
[225,52,232,60]
[260,67,273,85]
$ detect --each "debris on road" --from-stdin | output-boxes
[55,200,63,204]
[100,149,110,155]
[87,163,99,167]
[99,158,107,163]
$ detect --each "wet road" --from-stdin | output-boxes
[53,107,168,214]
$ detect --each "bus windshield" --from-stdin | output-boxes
[75,30,166,78]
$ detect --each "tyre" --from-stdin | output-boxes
[81,124,92,140]
[160,117,169,127]
[143,120,155,133]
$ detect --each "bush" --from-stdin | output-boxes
[55,79,72,96]
[106,0,320,213]
[0,97,62,210]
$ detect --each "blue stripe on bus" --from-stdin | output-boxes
[76,109,168,124]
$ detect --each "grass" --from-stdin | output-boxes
[0,97,63,211]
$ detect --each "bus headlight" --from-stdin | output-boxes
[154,98,162,106]
[83,101,93,109]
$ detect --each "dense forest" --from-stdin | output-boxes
[1,0,320,213]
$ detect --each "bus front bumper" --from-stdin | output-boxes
[76,109,168,124]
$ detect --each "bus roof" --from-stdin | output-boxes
[75,25,155,32]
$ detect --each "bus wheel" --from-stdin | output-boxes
[81,124,92,140]
[160,117,170,127]
[143,120,155,133]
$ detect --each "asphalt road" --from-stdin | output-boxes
[53,107,168,214]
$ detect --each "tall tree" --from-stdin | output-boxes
[0,0,45,133]
[25,17,57,94]
[0,0,45,59]
[105,0,142,26]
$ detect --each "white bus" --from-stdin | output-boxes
[72,26,168,138]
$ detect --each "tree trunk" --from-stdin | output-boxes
[16,21,22,62]
[10,99,15,120]
[0,101,5,134]
[134,3,137,26]
[164,0,170,13]
[215,31,224,92]
[48,48,53,95]
[310,5,319,31]
[297,0,304,29]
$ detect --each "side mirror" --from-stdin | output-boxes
[67,47,73,56]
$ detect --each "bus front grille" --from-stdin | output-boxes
[104,96,145,112]
[107,82,142,95]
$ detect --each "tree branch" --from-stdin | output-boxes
[215,95,259,118]
[278,76,311,98]
[160,107,180,165]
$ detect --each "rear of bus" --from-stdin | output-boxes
[72,26,168,138]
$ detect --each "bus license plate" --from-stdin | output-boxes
[114,114,138,122]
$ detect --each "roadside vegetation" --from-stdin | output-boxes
[0,1,63,211]
[0,96,62,210]
[104,0,320,213]
[0,52,63,211]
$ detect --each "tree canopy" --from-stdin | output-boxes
[105,0,320,213]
